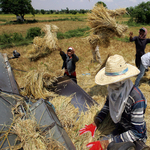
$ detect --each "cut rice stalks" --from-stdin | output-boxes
[26,24,59,61]
[20,70,58,100]
[87,5,128,48]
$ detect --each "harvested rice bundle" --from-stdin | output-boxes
[107,8,127,18]
[26,24,59,61]
[12,118,47,150]
[12,116,66,150]
[87,5,128,46]
[51,95,79,129]
[20,70,58,100]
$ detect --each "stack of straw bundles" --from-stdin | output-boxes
[88,5,128,48]
[26,24,59,61]
[21,70,58,100]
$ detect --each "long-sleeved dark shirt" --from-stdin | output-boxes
[96,86,147,143]
[130,36,150,56]
[60,51,79,75]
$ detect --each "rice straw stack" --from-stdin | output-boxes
[20,70,58,100]
[87,5,128,48]
[26,24,59,61]
[107,8,127,18]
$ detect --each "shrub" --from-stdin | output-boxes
[0,33,12,44]
[26,27,41,39]
[12,33,24,42]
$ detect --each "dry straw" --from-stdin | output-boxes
[20,70,58,100]
[87,5,128,48]
[0,91,66,150]
[26,24,59,61]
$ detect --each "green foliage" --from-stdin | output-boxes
[57,26,90,39]
[0,26,90,49]
[95,1,107,8]
[41,9,45,14]
[26,27,41,39]
[0,33,12,44]
[12,33,24,41]
[127,1,150,24]
[0,0,35,19]
[2,17,85,25]
[113,36,129,43]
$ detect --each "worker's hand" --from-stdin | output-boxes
[86,141,103,150]
[129,32,133,37]
[71,47,75,54]
[79,123,97,137]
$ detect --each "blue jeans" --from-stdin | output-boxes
[134,63,146,87]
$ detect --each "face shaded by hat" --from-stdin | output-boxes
[95,55,140,85]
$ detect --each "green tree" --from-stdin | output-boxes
[95,1,107,8]
[66,7,69,14]
[41,9,45,14]
[0,0,35,20]
[127,1,150,24]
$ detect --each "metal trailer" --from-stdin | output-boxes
[55,76,98,113]
[0,53,20,149]
[0,52,76,150]
[30,99,76,150]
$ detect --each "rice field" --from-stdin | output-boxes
[0,13,150,149]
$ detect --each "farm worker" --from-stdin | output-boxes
[91,44,101,64]
[134,52,150,87]
[129,27,150,69]
[58,46,79,83]
[79,55,148,150]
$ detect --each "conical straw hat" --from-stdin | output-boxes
[95,54,140,85]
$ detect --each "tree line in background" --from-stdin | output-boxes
[0,0,150,24]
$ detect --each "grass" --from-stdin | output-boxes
[0,26,90,49]
[0,14,150,149]
[0,14,87,25]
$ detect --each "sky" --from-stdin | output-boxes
[31,0,150,11]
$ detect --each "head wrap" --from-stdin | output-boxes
[139,27,147,39]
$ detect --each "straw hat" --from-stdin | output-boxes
[95,54,140,85]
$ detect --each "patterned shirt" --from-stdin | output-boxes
[96,86,147,142]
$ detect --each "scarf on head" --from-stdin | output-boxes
[139,27,147,39]
[108,79,133,123]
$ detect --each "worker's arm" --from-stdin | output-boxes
[129,32,133,42]
[94,97,109,127]
[58,47,66,60]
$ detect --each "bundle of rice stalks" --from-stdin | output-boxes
[12,116,66,150]
[12,118,47,150]
[20,70,58,100]
[87,5,128,48]
[107,8,127,18]
[51,95,79,129]
[88,5,128,38]
[26,24,59,61]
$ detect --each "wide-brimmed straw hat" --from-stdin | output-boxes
[95,54,140,85]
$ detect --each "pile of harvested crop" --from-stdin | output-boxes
[20,70,58,100]
[26,24,59,61]
[87,5,128,48]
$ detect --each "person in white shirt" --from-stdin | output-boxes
[134,52,150,87]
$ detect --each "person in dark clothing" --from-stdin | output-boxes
[59,46,79,83]
[79,55,148,150]
[129,27,150,69]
